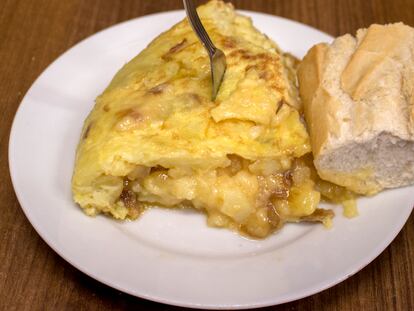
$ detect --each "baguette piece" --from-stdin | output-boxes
[298,23,414,195]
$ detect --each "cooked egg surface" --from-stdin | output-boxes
[72,0,348,238]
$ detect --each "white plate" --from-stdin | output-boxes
[9,10,414,309]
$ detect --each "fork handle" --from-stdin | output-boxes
[183,0,216,56]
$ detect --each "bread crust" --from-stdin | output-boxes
[298,23,414,194]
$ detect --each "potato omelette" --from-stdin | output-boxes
[72,0,354,238]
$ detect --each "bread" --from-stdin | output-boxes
[298,23,414,195]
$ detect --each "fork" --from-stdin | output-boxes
[183,0,226,101]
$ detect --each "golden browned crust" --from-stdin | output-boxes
[298,23,414,195]
[341,24,413,101]
[297,43,334,157]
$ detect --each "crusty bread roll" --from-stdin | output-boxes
[298,23,414,195]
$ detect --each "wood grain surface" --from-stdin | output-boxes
[1,0,413,310]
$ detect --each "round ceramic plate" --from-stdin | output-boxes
[9,10,414,310]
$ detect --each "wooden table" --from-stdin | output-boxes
[1,0,413,310]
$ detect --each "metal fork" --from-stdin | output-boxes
[183,0,226,101]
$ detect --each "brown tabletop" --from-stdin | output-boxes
[1,0,413,310]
